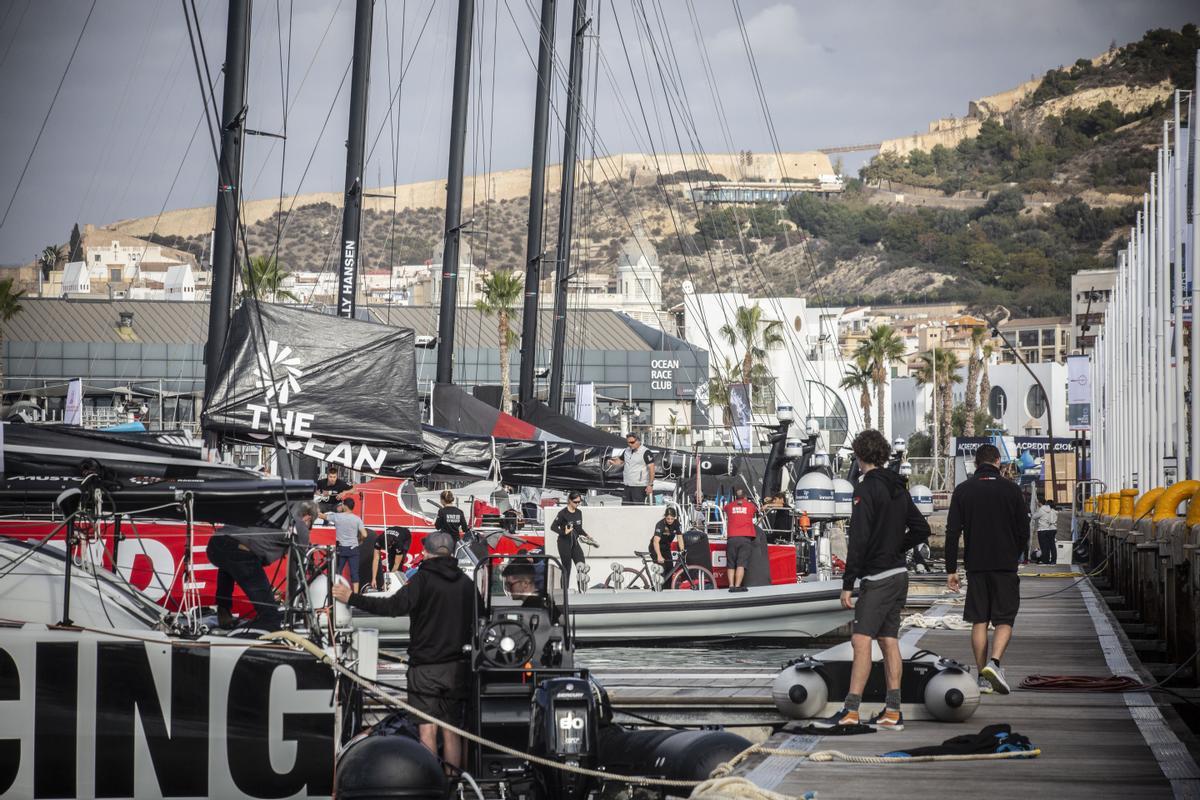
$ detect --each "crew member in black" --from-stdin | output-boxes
[945,443,1030,695]
[434,490,470,541]
[816,430,929,732]
[333,531,479,770]
[650,507,682,577]
[550,491,591,590]
[372,525,412,588]
[315,465,351,512]
[207,501,316,630]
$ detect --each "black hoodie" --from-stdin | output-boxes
[842,467,931,591]
[348,555,480,665]
[944,463,1029,574]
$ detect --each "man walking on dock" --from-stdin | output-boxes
[945,443,1030,695]
[816,429,929,731]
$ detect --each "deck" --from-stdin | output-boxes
[721,566,1200,799]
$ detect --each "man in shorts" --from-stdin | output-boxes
[815,429,930,731]
[945,443,1029,695]
[722,488,758,592]
[333,531,479,769]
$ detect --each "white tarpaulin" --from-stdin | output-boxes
[64,378,83,425]
[574,382,595,427]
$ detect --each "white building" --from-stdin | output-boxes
[679,284,881,449]
[164,264,196,301]
[1070,267,1117,352]
[61,261,91,296]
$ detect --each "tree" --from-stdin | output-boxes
[913,347,962,459]
[38,245,64,281]
[950,403,999,437]
[839,355,872,431]
[705,358,741,428]
[855,324,905,435]
[907,431,932,458]
[68,223,83,262]
[474,269,523,414]
[695,208,742,243]
[240,256,298,302]
[978,341,995,412]
[962,325,990,435]
[0,277,26,391]
[719,303,784,389]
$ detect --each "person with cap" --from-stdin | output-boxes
[815,429,930,732]
[207,501,317,630]
[333,531,479,771]
[550,491,595,590]
[945,443,1030,695]
[722,487,758,591]
[315,465,351,512]
[608,432,656,505]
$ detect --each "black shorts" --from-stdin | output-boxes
[407,660,468,726]
[853,572,908,639]
[964,570,1020,626]
[726,536,755,570]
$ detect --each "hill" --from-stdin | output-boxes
[109,25,1197,316]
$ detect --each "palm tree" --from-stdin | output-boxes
[839,354,872,430]
[705,357,742,428]
[0,277,26,391]
[475,269,523,414]
[913,348,962,459]
[38,245,64,280]
[855,324,905,434]
[962,326,990,436]
[719,304,783,403]
[978,341,995,416]
[240,256,297,302]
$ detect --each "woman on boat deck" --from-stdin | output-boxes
[650,507,683,578]
[434,490,471,541]
[551,491,595,590]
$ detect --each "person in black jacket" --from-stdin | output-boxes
[945,443,1030,695]
[434,490,471,540]
[550,491,594,591]
[816,430,930,732]
[332,530,479,770]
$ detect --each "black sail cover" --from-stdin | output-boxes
[203,301,427,473]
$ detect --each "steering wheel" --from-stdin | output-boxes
[478,618,536,668]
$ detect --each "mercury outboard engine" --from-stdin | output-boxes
[771,640,979,723]
[529,677,600,800]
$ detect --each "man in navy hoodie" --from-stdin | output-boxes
[815,429,930,732]
[333,531,480,769]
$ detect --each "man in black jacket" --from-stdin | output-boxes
[332,531,478,769]
[816,430,930,732]
[945,443,1029,695]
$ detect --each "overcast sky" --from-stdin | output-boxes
[0,0,1193,263]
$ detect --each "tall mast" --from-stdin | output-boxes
[336,0,375,319]
[547,0,588,412]
[202,0,251,434]
[434,0,475,385]
[517,0,558,411]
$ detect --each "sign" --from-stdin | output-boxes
[1067,354,1090,431]
[0,628,334,799]
[649,357,679,399]
[574,382,595,427]
[953,436,1081,457]
[729,383,752,451]
[64,379,83,426]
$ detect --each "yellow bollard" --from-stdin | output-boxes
[1134,488,1167,522]
[1152,481,1200,524]
[1187,487,1200,528]
[1118,488,1138,518]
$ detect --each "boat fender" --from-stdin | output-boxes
[596,727,752,782]
[335,732,446,799]
[770,655,829,719]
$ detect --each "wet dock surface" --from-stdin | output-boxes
[728,566,1200,799]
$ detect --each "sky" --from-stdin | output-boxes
[0,0,1194,264]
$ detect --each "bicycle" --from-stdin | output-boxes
[603,549,717,591]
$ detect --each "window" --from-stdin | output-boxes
[1026,384,1047,418]
[1018,330,1038,348]
[750,375,776,414]
[93,254,101,262]
[806,380,849,448]
[1041,328,1056,346]
[110,268,122,283]
[988,386,1008,418]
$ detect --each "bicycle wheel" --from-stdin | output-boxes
[603,568,650,590]
[671,565,716,591]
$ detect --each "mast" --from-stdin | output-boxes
[547,0,588,413]
[517,0,558,411]
[434,0,475,385]
[202,0,251,436]
[336,0,374,319]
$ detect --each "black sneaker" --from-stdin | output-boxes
[867,708,904,731]
[809,707,861,729]
[729,586,749,593]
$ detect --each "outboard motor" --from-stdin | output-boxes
[772,640,979,723]
[529,677,600,800]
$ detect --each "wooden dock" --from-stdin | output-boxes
[726,566,1200,799]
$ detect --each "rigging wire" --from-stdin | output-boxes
[0,0,98,235]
